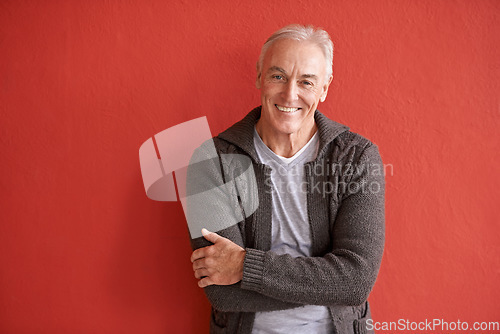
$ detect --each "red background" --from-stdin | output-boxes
[1,1,499,333]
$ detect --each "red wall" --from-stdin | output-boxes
[1,1,499,333]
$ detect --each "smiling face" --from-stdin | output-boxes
[256,38,332,139]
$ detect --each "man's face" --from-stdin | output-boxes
[257,38,332,136]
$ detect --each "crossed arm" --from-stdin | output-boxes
[188,144,385,312]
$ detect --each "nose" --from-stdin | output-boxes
[283,81,299,102]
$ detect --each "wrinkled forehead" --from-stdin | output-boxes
[263,39,326,78]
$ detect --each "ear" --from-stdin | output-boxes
[320,75,333,102]
[255,73,262,89]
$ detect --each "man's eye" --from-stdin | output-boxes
[302,81,312,86]
[273,75,283,80]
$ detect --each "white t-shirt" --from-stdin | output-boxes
[251,129,333,334]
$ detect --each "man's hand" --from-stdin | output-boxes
[191,228,246,288]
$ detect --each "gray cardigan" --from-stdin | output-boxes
[189,107,385,334]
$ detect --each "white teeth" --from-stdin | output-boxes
[276,105,299,113]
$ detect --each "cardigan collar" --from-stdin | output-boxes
[217,106,349,163]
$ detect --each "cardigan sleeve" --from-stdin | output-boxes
[240,144,385,306]
[186,140,304,312]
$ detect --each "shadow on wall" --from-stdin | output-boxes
[108,169,210,332]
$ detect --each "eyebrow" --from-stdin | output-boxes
[267,66,319,81]
[301,74,319,81]
[268,66,287,74]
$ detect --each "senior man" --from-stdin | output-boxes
[188,24,385,334]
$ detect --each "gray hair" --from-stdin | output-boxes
[256,24,334,83]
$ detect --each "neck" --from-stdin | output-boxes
[256,121,317,158]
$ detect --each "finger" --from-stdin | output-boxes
[198,276,214,288]
[201,228,222,244]
[190,248,205,263]
[192,258,206,271]
[194,268,210,279]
